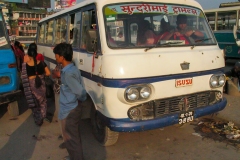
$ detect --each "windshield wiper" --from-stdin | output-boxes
[145,41,183,52]
[195,38,212,43]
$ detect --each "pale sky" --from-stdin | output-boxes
[196,0,239,9]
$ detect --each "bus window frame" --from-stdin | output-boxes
[80,4,101,55]
[37,4,101,54]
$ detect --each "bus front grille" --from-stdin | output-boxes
[154,91,221,117]
[128,91,222,120]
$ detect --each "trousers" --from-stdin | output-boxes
[61,102,83,160]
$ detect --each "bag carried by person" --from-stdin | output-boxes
[45,76,54,98]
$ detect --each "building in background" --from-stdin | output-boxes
[1,0,50,45]
[0,3,11,35]
[11,10,47,37]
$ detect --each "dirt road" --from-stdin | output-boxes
[0,95,240,160]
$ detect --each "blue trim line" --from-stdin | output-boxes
[81,68,224,88]
[43,56,224,88]
[100,98,227,132]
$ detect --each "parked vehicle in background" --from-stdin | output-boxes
[205,6,240,59]
[15,36,36,48]
[37,0,227,146]
[0,8,21,117]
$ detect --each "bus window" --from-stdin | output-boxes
[46,20,54,44]
[106,21,124,42]
[38,24,45,44]
[80,10,96,49]
[130,23,138,45]
[54,16,67,44]
[71,11,81,48]
[205,7,240,59]
[68,13,75,44]
[217,11,236,30]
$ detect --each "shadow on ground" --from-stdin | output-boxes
[0,114,40,160]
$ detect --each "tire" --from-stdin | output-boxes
[91,104,119,146]
[8,101,19,117]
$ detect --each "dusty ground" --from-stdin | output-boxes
[0,93,240,160]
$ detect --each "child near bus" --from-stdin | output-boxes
[53,43,86,160]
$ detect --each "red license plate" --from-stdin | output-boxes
[175,78,193,87]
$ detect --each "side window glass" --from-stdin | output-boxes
[206,13,215,31]
[38,24,45,43]
[81,11,90,49]
[72,11,81,48]
[218,12,236,30]
[55,16,67,44]
[130,23,138,45]
[80,10,96,49]
[108,21,124,42]
[153,15,161,34]
[46,20,54,44]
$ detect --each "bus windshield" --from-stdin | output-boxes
[103,3,216,49]
[0,12,10,50]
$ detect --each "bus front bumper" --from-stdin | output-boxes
[0,90,22,105]
[102,98,227,132]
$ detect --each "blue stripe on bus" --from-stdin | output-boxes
[43,56,224,88]
[80,68,224,88]
[100,98,227,132]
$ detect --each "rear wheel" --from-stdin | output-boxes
[91,105,119,146]
[8,101,19,117]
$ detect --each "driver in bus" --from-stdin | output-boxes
[164,14,204,44]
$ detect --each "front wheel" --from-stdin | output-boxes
[91,105,119,146]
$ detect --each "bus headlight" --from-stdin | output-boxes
[126,88,139,101]
[209,74,226,88]
[125,85,151,102]
[218,75,225,86]
[140,87,151,98]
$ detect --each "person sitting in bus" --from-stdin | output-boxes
[155,17,172,43]
[137,20,156,46]
[164,14,204,44]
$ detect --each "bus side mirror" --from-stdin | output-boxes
[86,29,98,53]
[233,25,240,46]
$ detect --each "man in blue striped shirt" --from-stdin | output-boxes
[53,43,86,160]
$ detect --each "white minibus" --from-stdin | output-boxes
[37,0,227,146]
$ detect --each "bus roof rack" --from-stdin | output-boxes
[219,2,240,8]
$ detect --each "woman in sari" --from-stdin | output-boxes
[22,48,50,126]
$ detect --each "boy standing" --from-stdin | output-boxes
[53,43,86,160]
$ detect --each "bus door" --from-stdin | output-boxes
[80,5,103,110]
